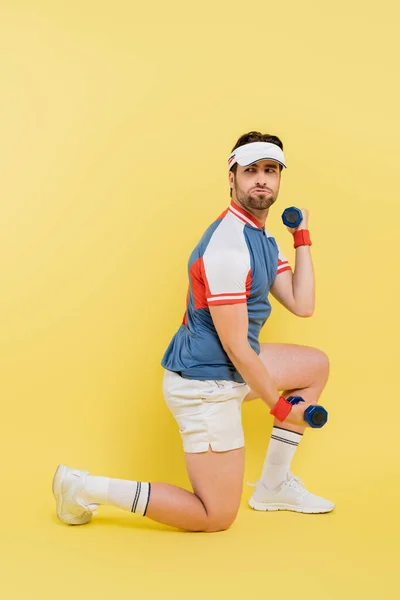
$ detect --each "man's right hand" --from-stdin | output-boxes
[286,402,315,427]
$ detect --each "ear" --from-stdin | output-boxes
[228,170,235,189]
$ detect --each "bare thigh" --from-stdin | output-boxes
[185,446,245,532]
[244,343,330,402]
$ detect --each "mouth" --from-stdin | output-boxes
[253,189,270,193]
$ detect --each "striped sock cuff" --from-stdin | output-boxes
[131,482,151,516]
[271,426,303,447]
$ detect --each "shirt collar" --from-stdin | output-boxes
[228,200,263,229]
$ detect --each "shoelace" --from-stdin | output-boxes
[247,473,310,496]
[288,474,305,486]
[285,475,311,499]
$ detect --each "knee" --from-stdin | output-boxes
[203,519,235,533]
[202,511,238,533]
[314,349,330,380]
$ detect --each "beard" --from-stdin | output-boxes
[235,184,277,211]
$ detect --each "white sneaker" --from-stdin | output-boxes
[52,464,99,525]
[248,472,335,514]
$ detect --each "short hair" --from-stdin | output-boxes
[229,131,284,197]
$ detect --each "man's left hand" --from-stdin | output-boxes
[285,208,309,233]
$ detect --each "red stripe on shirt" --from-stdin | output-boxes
[276,265,292,275]
[207,297,247,305]
[189,258,208,310]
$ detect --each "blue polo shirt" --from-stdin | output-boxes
[161,200,291,382]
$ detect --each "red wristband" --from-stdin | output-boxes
[293,229,312,248]
[270,396,293,422]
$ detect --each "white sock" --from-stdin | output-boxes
[260,427,303,490]
[78,475,151,516]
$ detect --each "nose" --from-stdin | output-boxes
[255,179,268,189]
[255,174,269,188]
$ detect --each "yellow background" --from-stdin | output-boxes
[1,1,399,598]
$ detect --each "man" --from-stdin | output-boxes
[53,131,334,532]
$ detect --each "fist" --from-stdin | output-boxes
[285,208,309,233]
[285,401,314,428]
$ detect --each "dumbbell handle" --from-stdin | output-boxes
[282,396,328,428]
[282,206,303,228]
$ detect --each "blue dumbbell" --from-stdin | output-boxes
[282,206,303,228]
[287,396,328,428]
[304,405,328,428]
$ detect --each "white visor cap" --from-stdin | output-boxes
[228,141,287,170]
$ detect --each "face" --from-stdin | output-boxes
[229,160,281,212]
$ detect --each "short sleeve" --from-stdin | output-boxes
[276,243,292,276]
[202,226,251,306]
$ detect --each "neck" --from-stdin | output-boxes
[232,198,269,228]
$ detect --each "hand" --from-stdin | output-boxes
[285,208,309,233]
[285,401,314,428]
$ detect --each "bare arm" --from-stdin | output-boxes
[208,302,313,427]
[270,209,315,317]
[209,302,279,408]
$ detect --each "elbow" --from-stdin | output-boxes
[296,306,314,318]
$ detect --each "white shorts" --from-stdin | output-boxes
[162,369,251,453]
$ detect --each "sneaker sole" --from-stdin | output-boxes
[248,497,334,514]
[52,464,92,526]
